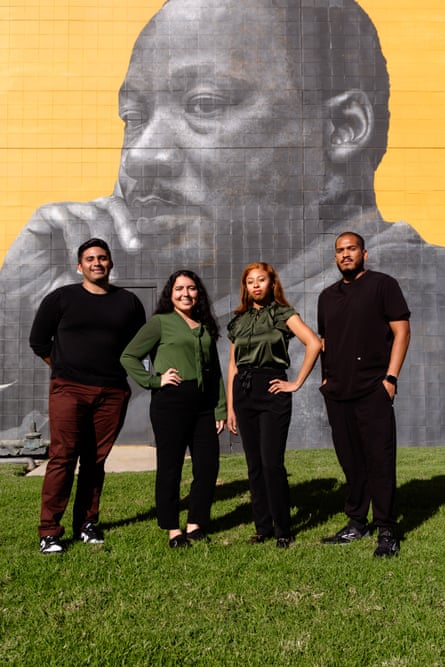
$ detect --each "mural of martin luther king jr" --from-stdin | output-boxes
[0,0,443,447]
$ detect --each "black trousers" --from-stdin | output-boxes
[150,381,219,530]
[323,384,397,530]
[234,368,292,538]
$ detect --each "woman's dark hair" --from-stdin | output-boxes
[154,270,220,340]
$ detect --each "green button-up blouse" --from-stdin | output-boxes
[120,311,226,420]
[227,302,296,369]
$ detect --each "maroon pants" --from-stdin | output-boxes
[39,378,130,538]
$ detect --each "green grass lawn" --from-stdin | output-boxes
[1,447,445,666]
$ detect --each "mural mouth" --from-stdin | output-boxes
[130,189,203,222]
[132,184,192,208]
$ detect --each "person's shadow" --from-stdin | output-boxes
[101,507,158,532]
[286,474,445,540]
[395,475,445,539]
[290,478,346,533]
[210,474,445,539]
[210,477,346,535]
[100,474,445,542]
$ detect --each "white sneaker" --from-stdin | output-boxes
[78,523,104,544]
[40,536,64,554]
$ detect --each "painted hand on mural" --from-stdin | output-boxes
[1,197,141,308]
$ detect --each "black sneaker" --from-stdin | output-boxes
[373,529,400,558]
[322,523,370,544]
[276,536,295,549]
[78,523,104,544]
[40,536,64,554]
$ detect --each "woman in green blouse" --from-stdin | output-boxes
[121,270,226,548]
[227,262,321,548]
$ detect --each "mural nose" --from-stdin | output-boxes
[122,146,184,181]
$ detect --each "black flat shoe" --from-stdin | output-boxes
[169,534,191,548]
[185,528,209,542]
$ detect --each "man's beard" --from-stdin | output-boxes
[339,260,365,281]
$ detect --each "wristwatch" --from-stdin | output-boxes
[384,374,398,394]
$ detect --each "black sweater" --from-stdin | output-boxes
[29,283,146,388]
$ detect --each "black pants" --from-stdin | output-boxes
[234,368,292,538]
[324,384,397,530]
[150,381,219,530]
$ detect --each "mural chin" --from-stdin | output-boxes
[134,214,217,269]
[135,212,208,234]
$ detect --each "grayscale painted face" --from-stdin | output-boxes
[117,0,321,272]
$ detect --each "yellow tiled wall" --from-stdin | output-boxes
[359,0,445,244]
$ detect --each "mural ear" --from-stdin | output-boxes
[324,89,374,163]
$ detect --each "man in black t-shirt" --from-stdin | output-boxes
[318,232,410,557]
[29,238,146,554]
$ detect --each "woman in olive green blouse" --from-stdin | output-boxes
[227,262,321,548]
[121,270,226,548]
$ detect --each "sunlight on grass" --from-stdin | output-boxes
[1,448,445,665]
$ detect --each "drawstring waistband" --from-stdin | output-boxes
[236,366,286,394]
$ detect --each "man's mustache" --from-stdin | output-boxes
[133,184,188,207]
[124,179,203,210]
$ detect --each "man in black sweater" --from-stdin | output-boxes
[30,238,146,554]
[318,232,411,558]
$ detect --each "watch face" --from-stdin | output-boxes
[385,375,397,384]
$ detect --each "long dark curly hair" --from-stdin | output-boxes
[154,270,220,340]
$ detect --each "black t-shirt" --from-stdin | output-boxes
[29,283,146,388]
[317,270,410,400]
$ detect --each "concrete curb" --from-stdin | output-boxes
[26,445,157,476]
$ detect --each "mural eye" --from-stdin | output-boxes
[121,110,146,130]
[186,94,228,117]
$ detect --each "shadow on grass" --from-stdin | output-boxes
[287,474,445,539]
[101,508,158,531]
[288,474,445,539]
[211,479,252,532]
[396,475,445,539]
[210,477,346,535]
[210,474,445,538]
[290,478,347,533]
[100,474,445,541]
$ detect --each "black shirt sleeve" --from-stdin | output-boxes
[29,289,63,359]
